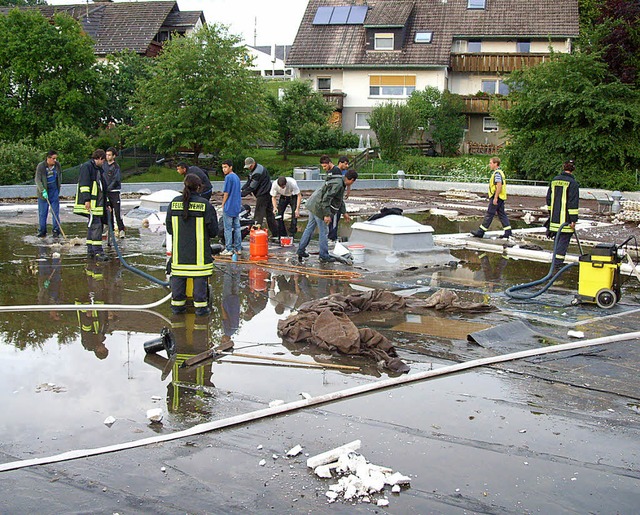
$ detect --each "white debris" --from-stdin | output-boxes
[269,399,285,408]
[272,454,279,460]
[306,440,361,469]
[287,444,303,457]
[52,252,61,259]
[300,392,312,400]
[309,441,411,506]
[325,490,338,502]
[259,459,266,466]
[385,472,411,486]
[257,444,263,450]
[567,330,585,339]
[160,466,166,473]
[146,408,163,423]
[103,416,116,427]
[314,465,332,478]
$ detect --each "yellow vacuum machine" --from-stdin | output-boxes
[576,242,624,309]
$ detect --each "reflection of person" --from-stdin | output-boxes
[104,147,125,238]
[241,157,278,238]
[74,149,108,260]
[35,150,62,238]
[297,170,358,263]
[176,162,212,202]
[77,260,109,360]
[166,174,218,316]
[220,159,243,256]
[479,253,509,287]
[546,160,580,267]
[269,274,299,315]
[221,265,241,343]
[271,176,301,239]
[37,246,62,320]
[471,157,512,239]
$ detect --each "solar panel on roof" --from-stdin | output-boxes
[347,5,368,24]
[330,6,350,24]
[313,6,333,25]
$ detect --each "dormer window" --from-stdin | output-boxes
[415,32,433,44]
[468,0,486,9]
[374,33,394,50]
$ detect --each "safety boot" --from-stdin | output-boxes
[470,229,485,238]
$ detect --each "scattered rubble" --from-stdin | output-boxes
[307,440,410,505]
[35,383,66,393]
[146,408,163,423]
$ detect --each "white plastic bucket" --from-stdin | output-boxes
[348,244,365,264]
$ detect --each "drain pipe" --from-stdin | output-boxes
[1,330,638,473]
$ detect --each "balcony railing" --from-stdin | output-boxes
[450,53,550,73]
[321,91,346,111]
[460,95,512,114]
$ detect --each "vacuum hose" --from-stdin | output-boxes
[505,223,577,300]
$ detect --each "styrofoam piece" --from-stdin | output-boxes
[287,444,303,457]
[103,416,116,427]
[325,491,339,501]
[567,330,585,339]
[300,392,312,400]
[306,440,361,469]
[146,408,163,423]
[332,242,351,257]
[385,472,411,485]
[377,498,389,507]
[392,484,401,493]
[314,465,332,478]
[268,399,285,408]
[259,459,266,466]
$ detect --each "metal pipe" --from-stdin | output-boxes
[0,330,638,473]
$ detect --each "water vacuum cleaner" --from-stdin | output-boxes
[505,225,635,309]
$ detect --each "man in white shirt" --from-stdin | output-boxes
[271,176,302,239]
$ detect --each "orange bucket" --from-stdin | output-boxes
[280,236,293,247]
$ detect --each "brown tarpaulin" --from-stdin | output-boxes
[277,289,494,373]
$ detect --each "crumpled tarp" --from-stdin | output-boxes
[277,289,495,373]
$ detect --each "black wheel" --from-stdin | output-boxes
[595,288,616,309]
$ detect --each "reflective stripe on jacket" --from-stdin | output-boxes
[546,171,579,233]
[166,194,218,277]
[74,159,106,217]
[488,169,507,200]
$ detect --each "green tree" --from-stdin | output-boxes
[269,80,332,159]
[0,1,45,5]
[99,51,153,125]
[36,123,92,169]
[368,102,417,162]
[130,24,270,160]
[0,9,104,140]
[408,87,465,156]
[0,140,41,185]
[496,51,640,189]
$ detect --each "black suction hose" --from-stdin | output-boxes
[505,223,577,300]
[106,210,170,288]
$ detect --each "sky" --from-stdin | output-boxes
[47,0,309,46]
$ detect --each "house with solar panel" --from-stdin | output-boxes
[287,0,579,153]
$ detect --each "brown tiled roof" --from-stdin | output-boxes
[364,1,413,27]
[288,0,579,68]
[0,1,204,56]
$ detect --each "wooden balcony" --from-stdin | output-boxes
[450,53,550,73]
[321,91,346,111]
[460,95,512,114]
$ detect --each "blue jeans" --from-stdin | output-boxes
[223,212,242,252]
[38,187,60,235]
[297,213,330,260]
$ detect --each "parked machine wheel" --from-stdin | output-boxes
[595,288,617,309]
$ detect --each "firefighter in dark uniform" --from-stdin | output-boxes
[166,173,218,316]
[74,149,108,260]
[76,259,109,360]
[546,160,580,267]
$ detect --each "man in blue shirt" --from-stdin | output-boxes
[35,150,62,238]
[221,159,243,256]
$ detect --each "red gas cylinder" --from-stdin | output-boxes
[249,226,269,261]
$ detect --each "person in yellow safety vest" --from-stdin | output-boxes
[166,174,218,316]
[471,156,512,239]
[74,149,108,260]
[546,160,580,267]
